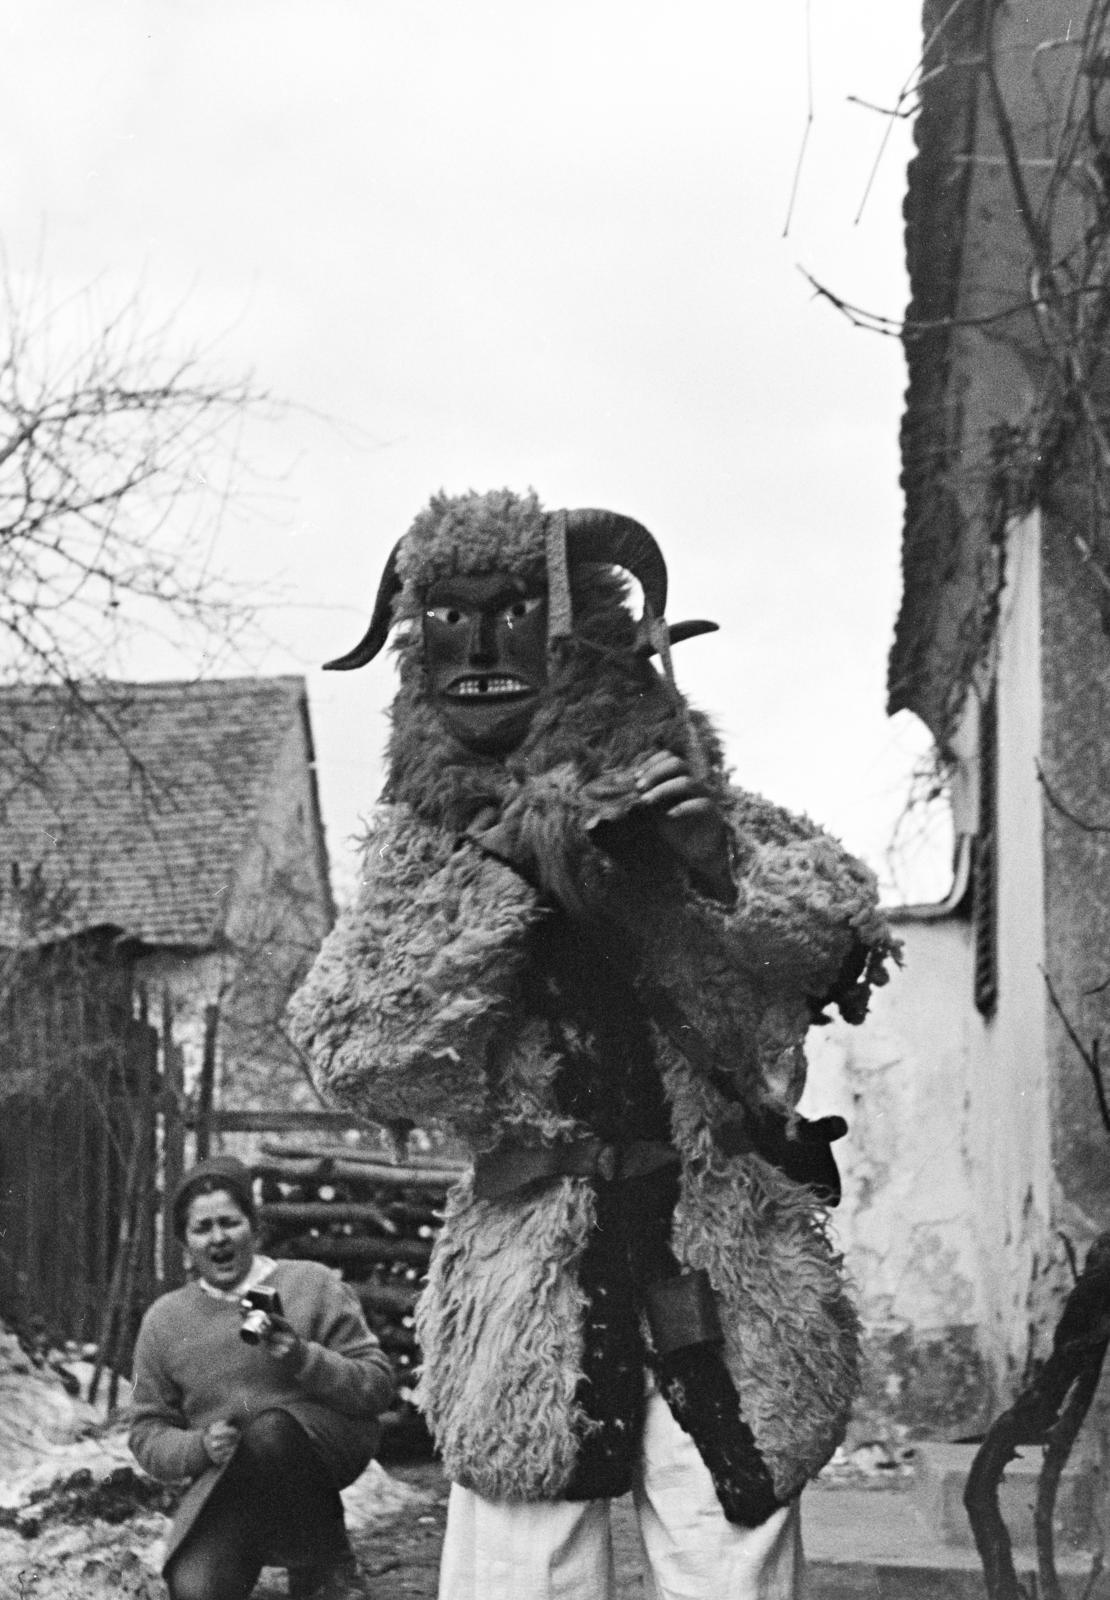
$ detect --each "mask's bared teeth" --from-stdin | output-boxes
[451,675,530,698]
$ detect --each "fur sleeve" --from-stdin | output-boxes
[721,786,898,1016]
[473,767,896,1021]
[286,806,540,1137]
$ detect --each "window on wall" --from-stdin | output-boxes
[973,683,999,1017]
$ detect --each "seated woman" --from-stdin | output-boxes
[129,1155,395,1600]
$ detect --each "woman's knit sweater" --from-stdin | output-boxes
[130,1259,394,1493]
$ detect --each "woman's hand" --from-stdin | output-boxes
[202,1419,241,1466]
[260,1314,304,1367]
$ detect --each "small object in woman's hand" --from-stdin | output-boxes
[239,1285,283,1345]
[202,1419,240,1466]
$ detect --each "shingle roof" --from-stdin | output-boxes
[891,0,1077,738]
[889,0,987,735]
[0,676,313,948]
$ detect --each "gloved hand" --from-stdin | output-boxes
[626,750,734,902]
[716,1107,847,1205]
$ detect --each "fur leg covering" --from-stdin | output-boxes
[414,1174,595,1502]
[657,1344,783,1527]
[664,1048,860,1501]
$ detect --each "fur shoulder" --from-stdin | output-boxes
[287,805,541,1139]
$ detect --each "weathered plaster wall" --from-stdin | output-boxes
[969,509,1057,1385]
[804,919,989,1437]
[892,510,1056,1394]
[898,0,1106,1374]
[1040,489,1110,1239]
[890,0,1110,1437]
[804,511,1055,1432]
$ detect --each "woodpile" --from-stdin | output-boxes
[252,1140,465,1459]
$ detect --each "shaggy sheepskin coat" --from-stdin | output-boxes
[289,507,895,1508]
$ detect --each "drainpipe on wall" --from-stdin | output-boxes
[885,832,974,925]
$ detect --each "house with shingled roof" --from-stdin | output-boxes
[800,0,1110,1448]
[0,674,335,1108]
[0,675,336,1346]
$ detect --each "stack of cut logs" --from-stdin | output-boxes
[252,1139,465,1459]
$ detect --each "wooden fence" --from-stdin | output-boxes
[0,937,159,1364]
[1,956,461,1439]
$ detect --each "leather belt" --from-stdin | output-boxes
[473,1136,679,1203]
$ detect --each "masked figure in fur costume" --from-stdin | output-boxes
[289,489,897,1600]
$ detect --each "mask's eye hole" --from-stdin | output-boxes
[426,606,465,626]
[500,596,544,625]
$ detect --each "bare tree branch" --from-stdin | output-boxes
[1035,1354,1105,1600]
[781,0,814,239]
[800,264,1110,339]
[965,1233,1110,1600]
[0,268,268,721]
[1043,969,1110,1134]
[1036,759,1110,834]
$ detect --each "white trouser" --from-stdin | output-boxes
[437,1385,805,1600]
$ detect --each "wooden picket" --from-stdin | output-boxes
[0,935,157,1357]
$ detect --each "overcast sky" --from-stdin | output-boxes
[3,2,944,900]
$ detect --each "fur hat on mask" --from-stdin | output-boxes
[322,487,717,674]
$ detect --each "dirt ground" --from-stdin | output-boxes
[329,1462,648,1600]
[306,1461,451,1600]
[0,1458,648,1600]
[0,1325,910,1599]
[0,1310,654,1600]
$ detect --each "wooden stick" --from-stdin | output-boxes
[193,1002,220,1161]
[260,1200,400,1234]
[194,1110,370,1133]
[272,1234,432,1267]
[160,986,186,1291]
[251,1154,336,1182]
[108,1161,149,1412]
[86,1135,145,1406]
[348,1280,420,1316]
[259,1135,463,1167]
[257,1145,463,1191]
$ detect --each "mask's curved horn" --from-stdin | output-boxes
[323,541,403,671]
[637,619,719,657]
[562,508,668,619]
